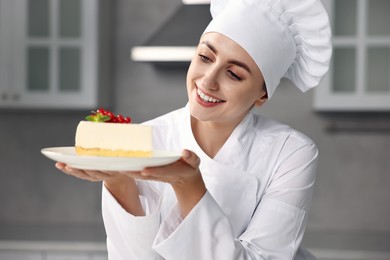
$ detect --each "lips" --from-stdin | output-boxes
[196,88,225,103]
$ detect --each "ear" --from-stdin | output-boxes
[254,92,268,107]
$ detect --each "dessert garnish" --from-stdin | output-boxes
[85,108,132,123]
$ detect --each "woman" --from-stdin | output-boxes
[56,0,332,259]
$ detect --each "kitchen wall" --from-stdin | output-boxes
[0,0,389,245]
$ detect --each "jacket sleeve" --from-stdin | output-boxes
[152,140,318,260]
[102,181,163,260]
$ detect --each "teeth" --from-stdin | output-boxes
[197,88,223,103]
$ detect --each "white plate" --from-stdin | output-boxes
[41,146,181,171]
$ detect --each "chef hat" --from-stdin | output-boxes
[203,0,332,98]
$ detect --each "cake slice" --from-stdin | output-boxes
[75,108,152,157]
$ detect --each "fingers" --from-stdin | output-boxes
[130,149,201,184]
[55,162,66,171]
[120,171,144,180]
[55,162,112,182]
[54,149,201,184]
[181,149,200,169]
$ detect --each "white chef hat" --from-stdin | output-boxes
[203,0,332,98]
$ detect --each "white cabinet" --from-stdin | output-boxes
[0,0,110,109]
[314,0,390,111]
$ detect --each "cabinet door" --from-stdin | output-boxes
[314,0,390,111]
[0,0,18,104]
[0,0,99,109]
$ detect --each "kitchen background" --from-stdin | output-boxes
[0,0,389,259]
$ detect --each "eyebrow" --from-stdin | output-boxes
[200,41,252,74]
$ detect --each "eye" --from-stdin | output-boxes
[228,70,242,81]
[198,54,211,63]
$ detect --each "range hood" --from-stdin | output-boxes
[131,0,211,65]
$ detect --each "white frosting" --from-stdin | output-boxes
[75,121,152,151]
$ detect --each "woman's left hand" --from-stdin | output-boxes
[123,149,206,217]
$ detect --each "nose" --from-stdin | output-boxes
[200,66,219,91]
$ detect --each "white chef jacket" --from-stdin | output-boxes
[102,105,318,260]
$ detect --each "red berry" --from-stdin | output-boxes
[116,114,125,123]
[88,108,132,124]
[96,108,106,114]
[106,111,114,119]
[124,117,131,123]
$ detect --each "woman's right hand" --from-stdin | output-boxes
[55,162,145,215]
[55,162,119,182]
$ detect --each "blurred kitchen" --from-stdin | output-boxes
[0,0,389,259]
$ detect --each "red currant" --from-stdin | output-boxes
[96,108,106,114]
[106,111,114,120]
[86,108,132,123]
[116,114,124,123]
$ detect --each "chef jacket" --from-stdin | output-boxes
[102,105,318,260]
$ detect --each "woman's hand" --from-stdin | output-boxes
[55,163,145,216]
[55,149,206,217]
[123,149,206,218]
[55,162,116,182]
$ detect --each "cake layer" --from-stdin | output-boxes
[75,121,152,156]
[75,147,152,157]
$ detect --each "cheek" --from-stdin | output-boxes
[232,86,262,106]
[186,64,195,89]
[186,63,201,101]
[187,61,206,90]
[239,94,257,107]
[186,61,199,83]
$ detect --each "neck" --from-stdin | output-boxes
[191,117,240,158]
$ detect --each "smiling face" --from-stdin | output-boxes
[186,32,267,127]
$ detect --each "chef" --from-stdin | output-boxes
[56,0,332,259]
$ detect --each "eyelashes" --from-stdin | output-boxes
[197,54,243,81]
[198,54,211,63]
[228,70,242,81]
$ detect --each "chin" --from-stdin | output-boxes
[189,103,211,122]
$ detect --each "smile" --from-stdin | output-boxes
[196,88,225,103]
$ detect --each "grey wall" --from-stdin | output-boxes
[0,0,389,242]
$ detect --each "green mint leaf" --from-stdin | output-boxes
[100,115,111,122]
[85,115,97,122]
[85,113,111,122]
